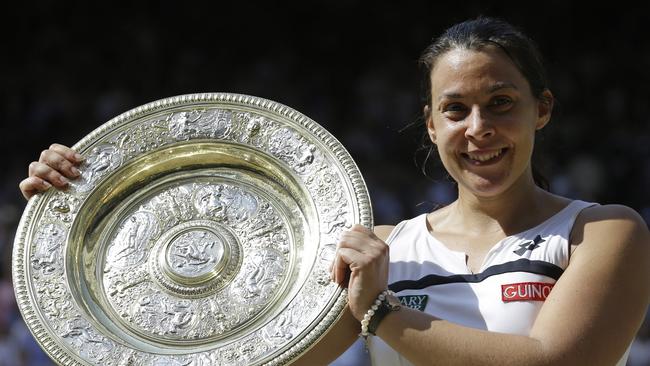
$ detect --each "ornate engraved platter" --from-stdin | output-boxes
[13,93,372,365]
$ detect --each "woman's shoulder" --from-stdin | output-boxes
[575,203,648,234]
[374,225,396,241]
[373,213,431,241]
[572,203,649,260]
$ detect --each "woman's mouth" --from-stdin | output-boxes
[461,148,508,166]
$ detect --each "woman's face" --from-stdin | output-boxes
[426,46,552,197]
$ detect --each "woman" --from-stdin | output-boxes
[20,17,650,366]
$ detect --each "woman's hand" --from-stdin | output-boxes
[19,143,83,200]
[332,224,390,321]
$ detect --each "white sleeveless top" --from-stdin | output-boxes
[368,200,630,366]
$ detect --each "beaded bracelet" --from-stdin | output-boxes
[359,289,399,350]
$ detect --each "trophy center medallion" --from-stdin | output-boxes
[166,229,225,279]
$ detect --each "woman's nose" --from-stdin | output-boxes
[464,106,495,141]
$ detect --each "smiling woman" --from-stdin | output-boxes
[317,17,649,366]
[425,45,551,197]
[18,17,650,366]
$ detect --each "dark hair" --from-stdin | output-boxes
[417,16,551,190]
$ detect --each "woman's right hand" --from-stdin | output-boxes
[19,143,84,200]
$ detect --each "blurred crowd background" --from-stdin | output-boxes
[1,1,649,365]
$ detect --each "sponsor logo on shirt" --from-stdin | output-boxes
[398,295,428,311]
[501,282,554,302]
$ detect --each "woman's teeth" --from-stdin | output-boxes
[466,148,504,162]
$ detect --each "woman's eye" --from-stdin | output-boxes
[491,97,513,107]
[444,103,467,112]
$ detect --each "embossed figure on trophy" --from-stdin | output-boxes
[242,251,283,299]
[269,128,317,173]
[169,231,222,275]
[321,203,349,235]
[115,217,144,262]
[173,241,213,268]
[295,143,316,170]
[170,187,195,222]
[47,196,79,222]
[37,281,72,317]
[194,185,226,220]
[106,212,158,270]
[168,111,202,139]
[62,318,105,345]
[107,271,148,298]
[244,265,267,298]
[162,302,194,335]
[32,223,64,275]
[49,198,71,213]
[227,189,258,222]
[134,294,196,336]
[265,308,297,343]
[61,318,114,363]
[201,109,232,138]
[84,145,117,182]
[108,279,134,297]
[241,116,263,143]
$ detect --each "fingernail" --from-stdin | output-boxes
[42,181,52,188]
[71,167,80,177]
[59,177,69,185]
[74,153,84,161]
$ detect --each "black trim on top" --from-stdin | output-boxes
[388,259,563,293]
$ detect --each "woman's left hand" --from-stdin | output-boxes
[331,224,390,321]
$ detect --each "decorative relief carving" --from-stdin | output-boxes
[148,186,195,229]
[231,249,286,302]
[45,194,80,223]
[167,229,224,278]
[268,128,317,173]
[168,109,232,140]
[105,211,160,271]
[131,293,196,336]
[61,317,115,364]
[71,144,123,192]
[261,300,312,347]
[192,184,258,223]
[36,279,74,318]
[105,266,149,299]
[31,223,66,276]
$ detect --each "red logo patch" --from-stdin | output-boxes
[501,282,554,302]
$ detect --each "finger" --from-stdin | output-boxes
[333,247,366,286]
[49,143,84,163]
[349,224,374,236]
[19,177,52,200]
[38,150,81,179]
[339,230,386,252]
[332,252,349,287]
[29,161,70,189]
[336,247,370,272]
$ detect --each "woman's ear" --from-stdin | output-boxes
[424,105,436,144]
[536,89,554,130]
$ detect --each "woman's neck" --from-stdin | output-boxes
[448,172,554,236]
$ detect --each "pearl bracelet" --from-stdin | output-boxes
[360,289,396,338]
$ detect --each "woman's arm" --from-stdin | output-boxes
[338,205,650,366]
[294,225,396,365]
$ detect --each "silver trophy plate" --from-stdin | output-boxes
[13,93,372,365]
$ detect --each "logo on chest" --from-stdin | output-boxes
[398,295,428,311]
[513,235,545,256]
[501,282,554,302]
